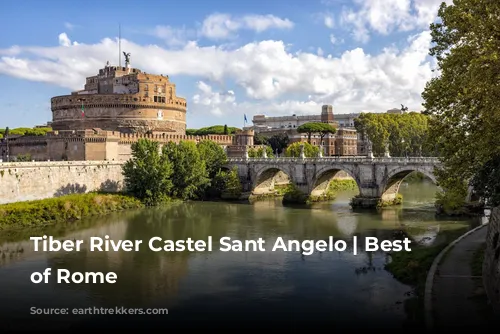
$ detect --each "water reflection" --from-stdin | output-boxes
[0,181,483,329]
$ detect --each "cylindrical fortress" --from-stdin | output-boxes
[51,65,187,134]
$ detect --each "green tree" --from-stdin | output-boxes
[221,167,243,200]
[267,133,290,155]
[16,154,32,162]
[297,122,332,143]
[470,154,500,207]
[197,140,227,178]
[163,141,210,200]
[354,112,431,156]
[248,146,274,158]
[253,133,268,145]
[317,123,337,143]
[223,124,228,135]
[284,142,319,158]
[122,139,173,206]
[185,125,240,136]
[421,1,500,206]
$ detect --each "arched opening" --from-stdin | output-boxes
[381,170,437,205]
[253,168,291,196]
[310,169,360,200]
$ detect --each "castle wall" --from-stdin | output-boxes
[1,131,236,162]
[483,206,500,315]
[0,161,125,204]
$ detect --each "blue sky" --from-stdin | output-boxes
[0,0,448,129]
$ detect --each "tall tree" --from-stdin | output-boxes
[163,141,210,200]
[297,122,336,144]
[223,124,228,135]
[421,0,500,205]
[197,140,227,178]
[266,133,289,155]
[284,142,319,158]
[122,139,173,206]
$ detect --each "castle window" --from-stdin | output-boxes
[145,84,149,90]
[154,96,158,103]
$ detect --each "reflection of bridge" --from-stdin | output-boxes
[226,156,441,208]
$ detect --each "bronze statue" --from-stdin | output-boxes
[123,52,131,66]
[401,104,408,112]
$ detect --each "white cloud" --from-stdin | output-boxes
[324,15,335,29]
[329,34,337,45]
[340,0,452,42]
[0,28,435,118]
[64,22,76,30]
[200,13,294,40]
[153,25,196,47]
[192,81,236,116]
[58,33,71,47]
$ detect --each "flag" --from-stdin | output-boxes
[81,101,85,117]
[244,114,248,123]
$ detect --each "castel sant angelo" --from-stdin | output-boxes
[0,52,255,162]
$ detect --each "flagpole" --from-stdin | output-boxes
[119,24,121,67]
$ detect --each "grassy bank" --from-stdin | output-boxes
[0,193,144,230]
[252,179,358,204]
[385,226,468,295]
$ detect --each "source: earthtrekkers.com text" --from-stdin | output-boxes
[30,307,169,315]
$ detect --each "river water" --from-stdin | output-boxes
[0,181,484,330]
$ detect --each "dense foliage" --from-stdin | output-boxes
[284,142,319,158]
[254,133,290,155]
[122,140,174,206]
[248,146,274,158]
[123,139,240,205]
[0,193,142,229]
[0,127,52,137]
[354,112,431,156]
[421,1,500,207]
[296,122,337,143]
[186,125,240,136]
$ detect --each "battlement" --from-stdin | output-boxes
[118,132,233,145]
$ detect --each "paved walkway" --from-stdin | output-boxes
[431,225,494,329]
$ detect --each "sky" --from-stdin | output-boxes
[0,0,451,129]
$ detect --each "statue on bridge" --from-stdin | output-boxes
[366,138,374,158]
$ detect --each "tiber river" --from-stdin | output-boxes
[0,180,486,330]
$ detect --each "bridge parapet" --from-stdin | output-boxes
[227,157,440,164]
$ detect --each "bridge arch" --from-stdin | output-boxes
[380,166,438,202]
[310,166,361,197]
[252,165,293,196]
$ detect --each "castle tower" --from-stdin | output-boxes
[321,105,334,123]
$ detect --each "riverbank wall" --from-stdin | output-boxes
[483,206,500,315]
[0,161,125,204]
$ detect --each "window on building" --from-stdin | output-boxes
[154,96,158,103]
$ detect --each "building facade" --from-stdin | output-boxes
[51,61,187,134]
[251,105,359,156]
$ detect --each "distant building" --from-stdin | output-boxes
[250,105,359,156]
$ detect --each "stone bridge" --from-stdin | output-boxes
[225,156,441,207]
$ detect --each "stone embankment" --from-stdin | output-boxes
[484,206,500,314]
[0,161,125,204]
